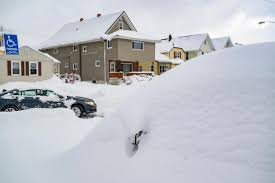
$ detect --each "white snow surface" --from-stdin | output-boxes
[1,42,275,183]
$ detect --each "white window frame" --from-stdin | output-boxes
[53,48,58,54]
[73,45,78,52]
[11,61,21,75]
[95,60,100,68]
[107,40,112,49]
[29,61,38,76]
[65,63,69,68]
[73,63,78,70]
[82,46,87,52]
[175,52,181,59]
[110,61,116,72]
[132,41,144,51]
[119,21,123,30]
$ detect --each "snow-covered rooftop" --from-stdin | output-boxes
[40,11,127,49]
[212,37,233,50]
[156,33,214,52]
[105,30,160,42]
[42,53,61,63]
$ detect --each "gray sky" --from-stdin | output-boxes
[0,0,275,47]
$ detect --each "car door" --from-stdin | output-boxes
[41,90,66,109]
[18,89,44,109]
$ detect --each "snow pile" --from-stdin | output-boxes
[43,42,275,183]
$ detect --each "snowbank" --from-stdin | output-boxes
[45,42,275,183]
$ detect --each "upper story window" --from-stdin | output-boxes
[12,61,20,75]
[82,46,87,52]
[65,63,69,68]
[73,45,78,52]
[107,40,112,49]
[53,48,58,54]
[30,62,38,75]
[132,41,144,50]
[174,51,181,59]
[119,21,123,30]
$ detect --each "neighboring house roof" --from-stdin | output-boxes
[173,33,215,52]
[40,11,140,49]
[155,44,182,65]
[212,37,234,50]
[0,46,60,63]
[41,53,61,63]
[105,30,160,43]
[157,33,215,52]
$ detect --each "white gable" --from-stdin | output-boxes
[40,11,136,49]
[212,37,234,50]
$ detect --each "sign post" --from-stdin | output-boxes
[3,34,19,55]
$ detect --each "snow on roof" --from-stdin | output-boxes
[157,33,214,52]
[155,43,182,64]
[212,37,229,50]
[172,33,211,51]
[40,11,135,49]
[42,53,61,63]
[105,30,160,42]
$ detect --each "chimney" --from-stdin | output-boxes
[80,17,84,22]
[97,13,102,18]
[168,34,172,42]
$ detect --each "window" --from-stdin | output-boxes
[21,90,37,96]
[12,61,20,75]
[30,62,38,75]
[53,48,58,54]
[202,51,204,55]
[82,46,87,52]
[95,60,100,67]
[122,63,132,73]
[119,21,123,30]
[73,45,78,52]
[65,63,69,68]
[204,40,207,45]
[110,61,116,72]
[107,40,112,49]
[132,41,144,50]
[151,65,154,72]
[160,65,165,73]
[186,52,189,60]
[73,63,78,70]
[139,66,143,72]
[174,51,181,59]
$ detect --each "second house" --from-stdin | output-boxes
[40,11,159,83]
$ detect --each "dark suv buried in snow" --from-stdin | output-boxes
[0,89,97,117]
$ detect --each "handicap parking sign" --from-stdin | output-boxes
[4,34,19,55]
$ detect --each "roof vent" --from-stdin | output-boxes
[97,13,102,18]
[80,18,84,22]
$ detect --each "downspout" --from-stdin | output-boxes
[79,44,82,79]
[100,38,107,83]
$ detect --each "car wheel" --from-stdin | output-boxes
[3,106,18,112]
[71,105,84,117]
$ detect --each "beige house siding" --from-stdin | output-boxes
[0,60,54,85]
[138,61,158,74]
[169,48,185,60]
[117,39,155,61]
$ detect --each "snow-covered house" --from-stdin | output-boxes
[212,37,234,50]
[39,11,159,83]
[155,41,184,74]
[0,46,61,84]
[160,33,215,60]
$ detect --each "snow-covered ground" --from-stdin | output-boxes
[1,42,275,183]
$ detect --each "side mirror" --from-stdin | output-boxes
[59,95,64,99]
[2,89,7,92]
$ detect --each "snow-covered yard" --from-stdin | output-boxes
[0,42,275,183]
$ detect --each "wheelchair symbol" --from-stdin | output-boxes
[6,35,17,47]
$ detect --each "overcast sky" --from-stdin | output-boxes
[0,0,275,47]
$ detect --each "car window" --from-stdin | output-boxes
[44,90,57,96]
[21,90,37,96]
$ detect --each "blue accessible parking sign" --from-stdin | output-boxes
[4,34,19,55]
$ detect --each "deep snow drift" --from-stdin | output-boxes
[43,42,275,183]
[1,42,275,183]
